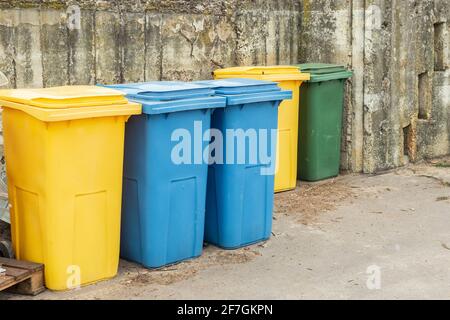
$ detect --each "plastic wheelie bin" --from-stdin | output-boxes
[295,63,353,181]
[0,86,141,290]
[104,82,226,268]
[213,66,310,193]
[195,78,292,249]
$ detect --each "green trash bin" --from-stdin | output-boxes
[294,63,353,182]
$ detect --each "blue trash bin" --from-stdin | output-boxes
[104,82,226,268]
[195,79,292,249]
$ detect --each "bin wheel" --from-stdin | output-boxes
[0,240,13,258]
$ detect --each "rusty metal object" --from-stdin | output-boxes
[0,240,13,259]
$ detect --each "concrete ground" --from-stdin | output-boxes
[2,158,450,300]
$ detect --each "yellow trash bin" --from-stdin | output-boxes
[214,66,310,192]
[0,86,141,291]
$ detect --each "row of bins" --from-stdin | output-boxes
[106,79,292,268]
[213,64,353,186]
[0,64,352,290]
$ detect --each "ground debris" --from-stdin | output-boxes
[273,179,355,225]
[418,175,450,187]
[428,157,450,168]
[122,246,262,287]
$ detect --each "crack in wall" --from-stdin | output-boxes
[0,0,448,173]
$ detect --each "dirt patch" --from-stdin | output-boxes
[124,267,199,286]
[208,247,261,264]
[121,246,261,287]
[274,179,355,225]
[428,156,450,168]
[398,157,450,189]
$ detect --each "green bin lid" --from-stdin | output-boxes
[295,63,353,82]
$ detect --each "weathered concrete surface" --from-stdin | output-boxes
[299,0,450,173]
[0,0,302,83]
[2,159,450,300]
[0,0,448,173]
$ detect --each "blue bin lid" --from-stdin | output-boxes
[102,82,226,115]
[194,78,280,94]
[193,78,292,106]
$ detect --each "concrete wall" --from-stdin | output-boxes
[0,0,302,86]
[299,0,450,172]
[0,0,449,173]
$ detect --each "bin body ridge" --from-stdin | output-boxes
[205,102,278,248]
[4,110,128,290]
[1,85,140,290]
[195,78,293,248]
[275,80,301,192]
[295,63,353,181]
[213,66,310,192]
[120,110,212,267]
[105,81,226,268]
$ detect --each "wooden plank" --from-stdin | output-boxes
[8,268,45,296]
[0,257,45,295]
[0,275,16,291]
[5,266,30,281]
[0,257,43,272]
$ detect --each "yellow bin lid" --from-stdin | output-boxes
[0,85,141,122]
[0,85,129,108]
[214,66,310,82]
